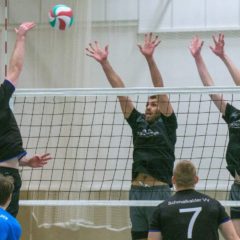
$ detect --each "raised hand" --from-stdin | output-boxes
[15,22,36,37]
[86,41,109,63]
[189,36,204,58]
[210,33,225,58]
[138,32,161,58]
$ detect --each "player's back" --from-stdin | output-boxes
[150,189,229,240]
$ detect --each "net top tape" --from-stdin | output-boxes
[19,200,240,207]
[15,86,240,97]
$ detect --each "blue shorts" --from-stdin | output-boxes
[129,185,171,239]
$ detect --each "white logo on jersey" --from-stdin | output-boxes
[137,129,160,137]
[202,198,210,202]
[0,214,8,220]
[229,119,240,129]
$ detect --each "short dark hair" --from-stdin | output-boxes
[173,160,196,188]
[0,174,14,206]
[148,95,158,100]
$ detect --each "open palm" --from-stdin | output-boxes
[86,41,108,63]
[138,33,160,57]
[189,36,204,57]
[210,33,225,58]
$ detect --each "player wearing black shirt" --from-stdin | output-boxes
[190,34,240,236]
[126,108,177,185]
[0,22,52,217]
[0,80,26,161]
[148,160,239,240]
[86,33,177,240]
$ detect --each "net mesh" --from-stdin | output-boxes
[15,87,240,229]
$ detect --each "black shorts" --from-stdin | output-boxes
[0,166,22,217]
[229,182,240,219]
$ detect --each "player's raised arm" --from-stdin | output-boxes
[189,36,227,115]
[210,33,240,86]
[86,41,134,119]
[138,33,173,116]
[6,22,35,86]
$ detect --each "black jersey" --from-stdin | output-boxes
[222,103,240,177]
[0,80,26,161]
[150,189,230,240]
[126,108,177,185]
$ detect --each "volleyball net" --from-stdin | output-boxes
[15,87,240,229]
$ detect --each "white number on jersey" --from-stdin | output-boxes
[179,207,202,239]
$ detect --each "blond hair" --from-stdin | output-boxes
[173,160,197,188]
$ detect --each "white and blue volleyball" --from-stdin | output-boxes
[49,4,73,30]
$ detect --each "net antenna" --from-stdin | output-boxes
[4,0,8,77]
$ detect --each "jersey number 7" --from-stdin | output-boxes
[179,207,202,239]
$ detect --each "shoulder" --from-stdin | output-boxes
[0,210,21,234]
[158,194,175,209]
[192,190,214,200]
[194,191,224,209]
[126,108,144,124]
[2,79,15,90]
[0,209,11,228]
[0,208,19,223]
[128,108,142,118]
[160,112,177,125]
[0,80,15,99]
[224,103,240,121]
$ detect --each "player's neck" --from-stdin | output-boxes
[0,205,7,210]
[175,186,195,192]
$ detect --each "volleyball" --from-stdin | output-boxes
[49,4,73,30]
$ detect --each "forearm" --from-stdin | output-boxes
[195,55,215,87]
[145,56,164,87]
[101,60,125,88]
[7,35,26,86]
[145,56,173,115]
[19,156,30,167]
[101,60,134,118]
[220,53,240,86]
[195,55,226,114]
